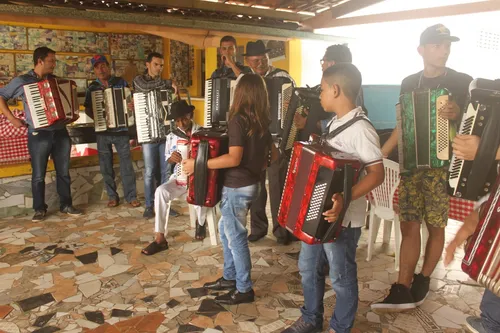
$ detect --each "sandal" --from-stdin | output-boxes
[141,241,168,255]
[107,199,119,208]
[195,222,206,241]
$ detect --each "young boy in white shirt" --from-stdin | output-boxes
[282,63,385,333]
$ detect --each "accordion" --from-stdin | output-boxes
[448,79,500,201]
[91,87,133,132]
[24,78,79,129]
[187,128,229,207]
[175,138,190,186]
[134,89,173,143]
[264,77,293,137]
[203,78,236,128]
[462,173,500,296]
[397,88,451,172]
[278,141,361,244]
[280,86,321,155]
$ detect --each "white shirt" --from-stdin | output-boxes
[165,121,201,180]
[326,107,383,228]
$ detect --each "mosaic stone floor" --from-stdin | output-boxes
[0,198,484,333]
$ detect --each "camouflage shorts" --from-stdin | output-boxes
[399,168,449,227]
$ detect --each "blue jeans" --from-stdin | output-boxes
[298,226,362,333]
[142,142,170,208]
[28,129,72,211]
[96,135,137,202]
[481,289,500,332]
[219,184,259,293]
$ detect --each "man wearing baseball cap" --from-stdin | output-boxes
[84,55,141,209]
[372,24,473,312]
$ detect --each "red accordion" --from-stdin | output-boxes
[23,78,79,129]
[462,172,500,296]
[278,141,361,244]
[187,128,228,207]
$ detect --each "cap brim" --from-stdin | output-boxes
[421,36,460,45]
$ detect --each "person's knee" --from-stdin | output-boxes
[400,221,421,238]
[155,186,171,201]
[426,225,445,239]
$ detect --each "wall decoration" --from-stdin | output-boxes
[112,59,145,86]
[55,55,94,79]
[28,29,109,54]
[0,53,15,78]
[15,53,33,76]
[170,40,190,88]
[263,40,286,62]
[0,25,27,50]
[110,33,163,60]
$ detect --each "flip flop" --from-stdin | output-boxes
[141,241,168,255]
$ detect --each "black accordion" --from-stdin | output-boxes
[280,86,321,155]
[203,78,236,128]
[133,89,173,144]
[448,78,500,201]
[264,77,293,137]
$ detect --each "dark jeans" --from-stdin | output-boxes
[96,134,137,202]
[28,129,72,211]
[142,142,170,208]
[481,289,500,332]
[249,153,290,240]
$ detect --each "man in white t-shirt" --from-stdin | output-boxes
[282,64,384,333]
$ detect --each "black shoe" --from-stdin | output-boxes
[281,317,322,333]
[169,208,180,217]
[32,210,46,222]
[203,277,236,291]
[370,283,416,312]
[60,206,82,216]
[277,237,291,245]
[215,289,254,305]
[411,273,430,306]
[143,207,155,219]
[248,233,266,242]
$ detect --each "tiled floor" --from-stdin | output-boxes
[0,199,483,333]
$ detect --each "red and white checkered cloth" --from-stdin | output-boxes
[392,189,474,222]
[0,136,29,164]
[0,109,28,138]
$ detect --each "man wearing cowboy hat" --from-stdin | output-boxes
[141,100,208,255]
[244,40,296,244]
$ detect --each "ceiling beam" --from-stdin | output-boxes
[0,3,349,44]
[309,0,500,29]
[126,0,307,22]
[303,0,385,29]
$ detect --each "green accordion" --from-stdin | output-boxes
[396,88,452,172]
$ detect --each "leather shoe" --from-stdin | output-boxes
[203,277,236,291]
[281,317,322,333]
[248,233,266,242]
[215,289,254,305]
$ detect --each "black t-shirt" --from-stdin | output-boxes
[224,113,272,188]
[400,68,473,116]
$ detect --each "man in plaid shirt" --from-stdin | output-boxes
[0,47,82,221]
[133,52,179,219]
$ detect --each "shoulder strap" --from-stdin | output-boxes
[268,68,286,77]
[324,115,374,141]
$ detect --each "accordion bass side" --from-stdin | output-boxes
[24,78,79,129]
[187,129,229,207]
[264,77,293,137]
[397,88,451,172]
[280,87,320,155]
[462,173,500,296]
[134,89,173,144]
[448,78,500,200]
[91,87,133,132]
[203,78,236,128]
[278,141,361,244]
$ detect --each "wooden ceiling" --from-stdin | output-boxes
[213,0,347,14]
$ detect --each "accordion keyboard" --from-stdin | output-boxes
[91,91,107,132]
[204,80,212,128]
[134,92,150,143]
[24,83,48,128]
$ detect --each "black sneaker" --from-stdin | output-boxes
[203,277,236,291]
[371,283,416,312]
[143,207,155,219]
[281,317,322,333]
[32,210,46,222]
[60,206,82,216]
[410,273,430,306]
[214,289,254,305]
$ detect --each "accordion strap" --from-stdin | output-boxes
[323,115,374,142]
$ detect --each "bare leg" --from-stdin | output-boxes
[420,223,445,277]
[397,221,421,288]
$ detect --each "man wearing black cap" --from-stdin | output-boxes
[211,36,252,79]
[142,100,208,255]
[372,24,473,312]
[84,54,141,209]
[243,40,295,244]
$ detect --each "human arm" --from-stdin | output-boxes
[182,146,243,175]
[381,127,398,158]
[452,135,500,161]
[0,77,28,128]
[444,209,480,266]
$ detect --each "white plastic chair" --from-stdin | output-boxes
[166,193,218,246]
[366,159,429,271]
[366,159,401,269]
